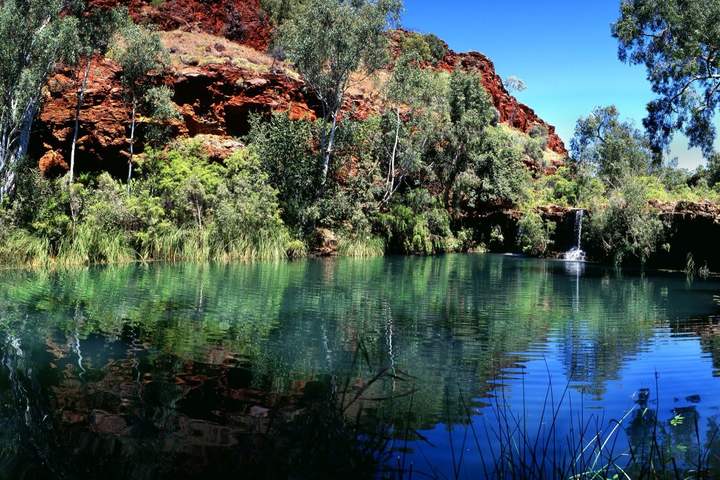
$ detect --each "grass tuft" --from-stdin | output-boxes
[337,234,386,258]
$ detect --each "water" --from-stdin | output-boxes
[0,255,719,478]
[564,209,587,262]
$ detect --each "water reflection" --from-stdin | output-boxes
[0,255,718,478]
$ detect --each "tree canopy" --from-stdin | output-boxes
[614,0,720,160]
[278,0,401,184]
[571,106,652,186]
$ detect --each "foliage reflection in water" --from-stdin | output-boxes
[0,255,720,479]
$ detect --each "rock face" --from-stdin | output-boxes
[34,1,567,176]
[94,0,273,50]
[650,200,720,271]
[36,32,316,175]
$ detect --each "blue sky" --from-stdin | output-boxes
[402,0,709,169]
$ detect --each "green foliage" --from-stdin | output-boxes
[380,54,447,203]
[571,106,652,187]
[400,33,432,62]
[110,21,172,182]
[517,210,556,256]
[613,0,720,158]
[378,190,458,255]
[143,86,180,147]
[432,69,498,208]
[146,140,224,228]
[111,23,168,100]
[587,177,666,265]
[530,166,605,208]
[0,140,293,266]
[277,0,401,182]
[337,234,385,257]
[247,113,318,231]
[423,33,448,63]
[260,0,307,26]
[210,149,290,261]
[399,32,447,65]
[474,127,531,205]
[69,2,129,58]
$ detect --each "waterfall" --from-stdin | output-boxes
[564,209,586,262]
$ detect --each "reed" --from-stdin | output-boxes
[338,234,386,258]
[385,372,719,480]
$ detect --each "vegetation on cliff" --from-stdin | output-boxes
[0,0,720,269]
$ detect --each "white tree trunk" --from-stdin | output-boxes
[0,101,37,202]
[384,108,401,203]
[127,98,137,192]
[321,112,338,185]
[70,60,92,183]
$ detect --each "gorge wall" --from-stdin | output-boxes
[34,0,567,176]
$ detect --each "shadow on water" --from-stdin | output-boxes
[0,255,719,478]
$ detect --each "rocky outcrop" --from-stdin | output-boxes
[649,200,720,271]
[35,32,316,175]
[34,2,568,176]
[94,0,273,50]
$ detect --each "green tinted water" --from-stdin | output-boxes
[1,254,719,478]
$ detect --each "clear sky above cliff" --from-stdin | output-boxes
[403,0,712,170]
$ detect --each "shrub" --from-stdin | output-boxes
[210,149,290,261]
[517,210,556,256]
[377,190,457,255]
[474,127,532,205]
[587,178,665,265]
[146,140,225,228]
[423,33,448,63]
[247,113,318,232]
[400,33,432,63]
[286,239,308,259]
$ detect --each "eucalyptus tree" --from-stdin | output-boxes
[0,0,79,203]
[571,106,652,187]
[278,0,401,185]
[110,23,170,188]
[613,0,720,160]
[65,1,128,183]
[435,69,497,208]
[381,53,446,203]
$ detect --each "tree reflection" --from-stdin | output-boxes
[0,256,718,477]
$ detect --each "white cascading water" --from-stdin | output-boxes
[564,209,586,262]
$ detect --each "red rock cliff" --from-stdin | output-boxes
[35,1,567,176]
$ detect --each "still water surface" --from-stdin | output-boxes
[1,254,719,478]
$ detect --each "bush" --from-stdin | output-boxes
[474,127,532,205]
[146,140,225,228]
[517,210,556,256]
[209,149,290,261]
[377,190,458,255]
[399,32,447,65]
[587,178,665,265]
[423,34,448,63]
[247,113,318,232]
